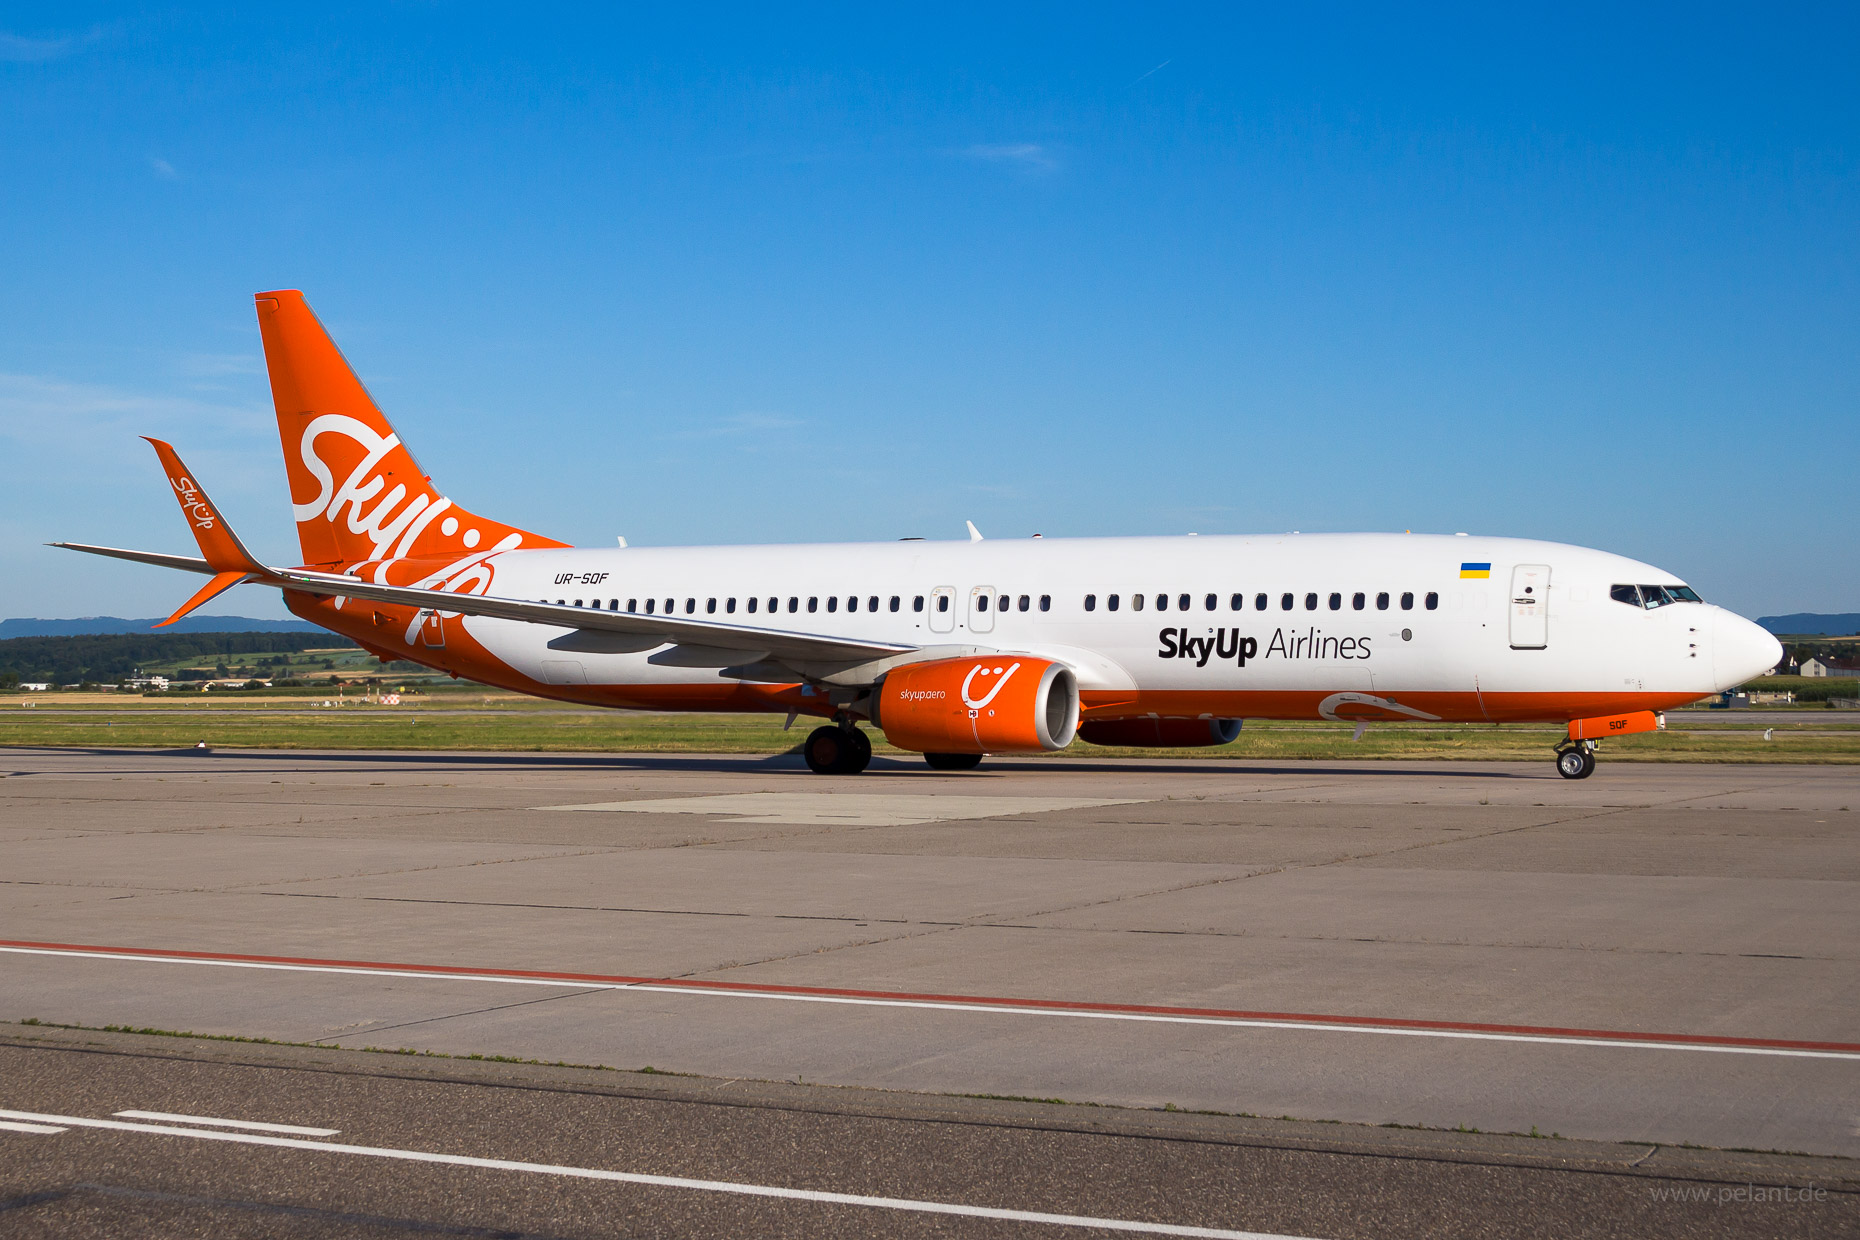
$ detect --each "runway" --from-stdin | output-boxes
[2,746,1856,1234]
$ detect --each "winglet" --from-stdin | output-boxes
[142,438,267,575]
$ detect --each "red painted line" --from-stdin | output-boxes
[4,937,1855,1055]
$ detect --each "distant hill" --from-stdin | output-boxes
[0,616,328,639]
[1758,613,1860,636]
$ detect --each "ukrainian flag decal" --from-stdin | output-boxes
[1460,562,1491,578]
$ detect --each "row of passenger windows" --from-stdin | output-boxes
[1084,591,1439,613]
[545,590,1443,617]
[547,594,1053,616]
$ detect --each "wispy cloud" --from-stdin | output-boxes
[0,372,270,454]
[664,410,806,441]
[0,27,102,62]
[149,157,179,181]
[962,143,1058,172]
[176,353,261,378]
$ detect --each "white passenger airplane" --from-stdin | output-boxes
[57,291,1781,779]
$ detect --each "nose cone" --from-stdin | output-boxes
[1713,609,1783,690]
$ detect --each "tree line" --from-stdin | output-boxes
[0,632,358,685]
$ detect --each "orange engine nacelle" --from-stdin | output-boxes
[1077,717,1243,748]
[874,655,1079,754]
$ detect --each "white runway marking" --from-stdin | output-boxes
[0,1108,1321,1239]
[4,944,1854,1060]
[114,1110,340,1136]
[0,1120,67,1134]
[534,792,1147,826]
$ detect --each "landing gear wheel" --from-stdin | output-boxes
[923,752,984,771]
[804,725,871,775]
[1556,746,1595,780]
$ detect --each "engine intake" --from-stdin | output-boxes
[1077,716,1243,748]
[874,655,1078,754]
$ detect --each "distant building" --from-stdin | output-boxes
[1801,657,1860,678]
[19,682,50,692]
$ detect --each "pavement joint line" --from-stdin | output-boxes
[4,939,1857,1060]
[0,1108,1317,1240]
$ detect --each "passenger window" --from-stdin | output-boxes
[1400,592,1414,610]
[890,596,901,612]
[914,595,925,612]
[685,599,695,614]
[1352,592,1365,610]
[1231,593,1244,610]
[706,598,717,614]
[847,596,858,612]
[769,597,778,613]
[726,598,736,613]
[1132,594,1144,611]
[869,596,879,612]
[788,597,798,613]
[1281,593,1294,611]
[645,598,655,614]
[664,598,674,614]
[1180,594,1191,611]
[809,597,819,613]
[1084,594,1096,612]
[1153,594,1165,611]
[1039,594,1050,611]
[1375,592,1389,610]
[1305,593,1319,611]
[1204,594,1215,611]
[1019,594,1030,612]
[627,599,637,612]
[937,594,949,612]
[828,596,838,613]
[1611,584,1643,607]
[1328,592,1341,610]
[746,597,757,613]
[1425,591,1439,610]
[1256,593,1268,611]
[975,595,987,612]
[1109,594,1121,612]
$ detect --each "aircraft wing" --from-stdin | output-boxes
[52,541,916,667]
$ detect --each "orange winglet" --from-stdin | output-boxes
[142,437,266,574]
[1567,710,1662,740]
[154,570,250,629]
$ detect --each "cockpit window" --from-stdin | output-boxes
[1613,583,1703,609]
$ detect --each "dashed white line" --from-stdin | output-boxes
[0,1108,1319,1239]
[114,1110,340,1136]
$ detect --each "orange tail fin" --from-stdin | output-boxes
[253,290,566,568]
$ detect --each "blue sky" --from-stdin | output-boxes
[2,4,1854,621]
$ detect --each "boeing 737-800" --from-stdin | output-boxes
[57,290,1782,779]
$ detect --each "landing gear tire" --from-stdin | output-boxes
[923,752,983,771]
[804,725,871,775]
[1556,746,1595,780]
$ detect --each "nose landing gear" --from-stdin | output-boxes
[1555,741,1596,780]
[803,722,872,774]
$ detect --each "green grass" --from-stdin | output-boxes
[2,695,1856,761]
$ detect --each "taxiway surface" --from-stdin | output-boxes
[1,745,1855,1228]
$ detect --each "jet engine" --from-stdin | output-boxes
[873,655,1079,754]
[1077,716,1243,747]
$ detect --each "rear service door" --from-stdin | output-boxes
[1509,564,1549,649]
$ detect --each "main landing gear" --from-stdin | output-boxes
[803,723,872,775]
[1555,740,1597,780]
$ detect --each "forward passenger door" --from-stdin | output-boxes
[1509,564,1550,649]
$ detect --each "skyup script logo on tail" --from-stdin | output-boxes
[1158,627,1374,666]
